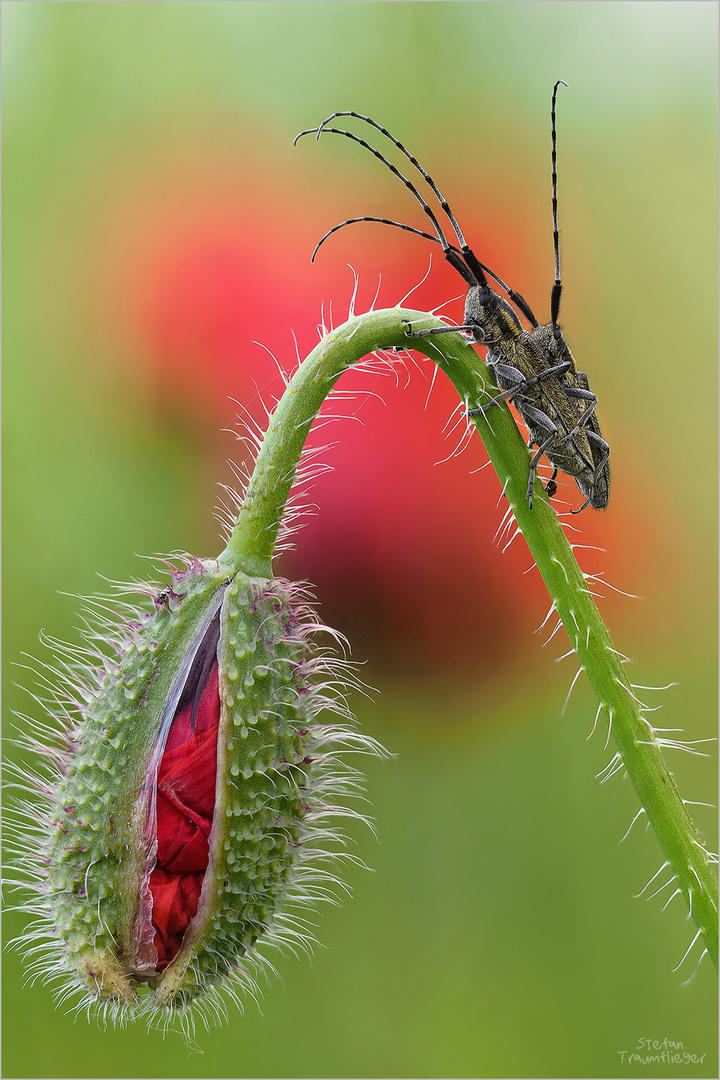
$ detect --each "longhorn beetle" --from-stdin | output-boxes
[295,82,610,512]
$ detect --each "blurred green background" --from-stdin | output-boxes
[3,2,717,1077]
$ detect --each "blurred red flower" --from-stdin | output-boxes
[99,139,625,690]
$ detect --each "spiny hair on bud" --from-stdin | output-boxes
[4,554,386,1036]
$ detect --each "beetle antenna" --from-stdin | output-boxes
[309,215,536,321]
[314,112,472,247]
[309,216,538,326]
[550,80,567,338]
[307,112,501,299]
[296,125,456,262]
[309,216,474,286]
[295,120,492,294]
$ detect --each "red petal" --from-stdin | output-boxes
[155,788,210,872]
[149,654,220,967]
[150,867,204,969]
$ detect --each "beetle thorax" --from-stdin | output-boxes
[529,321,577,374]
[464,286,523,345]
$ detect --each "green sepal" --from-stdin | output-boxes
[47,561,230,1001]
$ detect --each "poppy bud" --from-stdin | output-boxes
[12,556,378,1025]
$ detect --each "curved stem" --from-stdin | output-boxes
[219,307,718,966]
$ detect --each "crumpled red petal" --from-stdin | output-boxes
[149,659,220,969]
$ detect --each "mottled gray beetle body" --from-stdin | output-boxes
[464,288,610,510]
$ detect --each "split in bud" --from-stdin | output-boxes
[8,556,380,1030]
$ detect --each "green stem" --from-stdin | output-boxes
[219,307,718,966]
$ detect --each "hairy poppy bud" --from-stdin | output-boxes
[11,556,378,1026]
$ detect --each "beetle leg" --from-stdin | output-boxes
[402,319,479,339]
[585,428,610,455]
[586,432,610,480]
[555,386,599,445]
[468,360,571,416]
[518,401,558,434]
[523,360,572,386]
[526,433,557,508]
[467,364,523,415]
[544,466,559,498]
[516,404,559,508]
[585,429,611,480]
